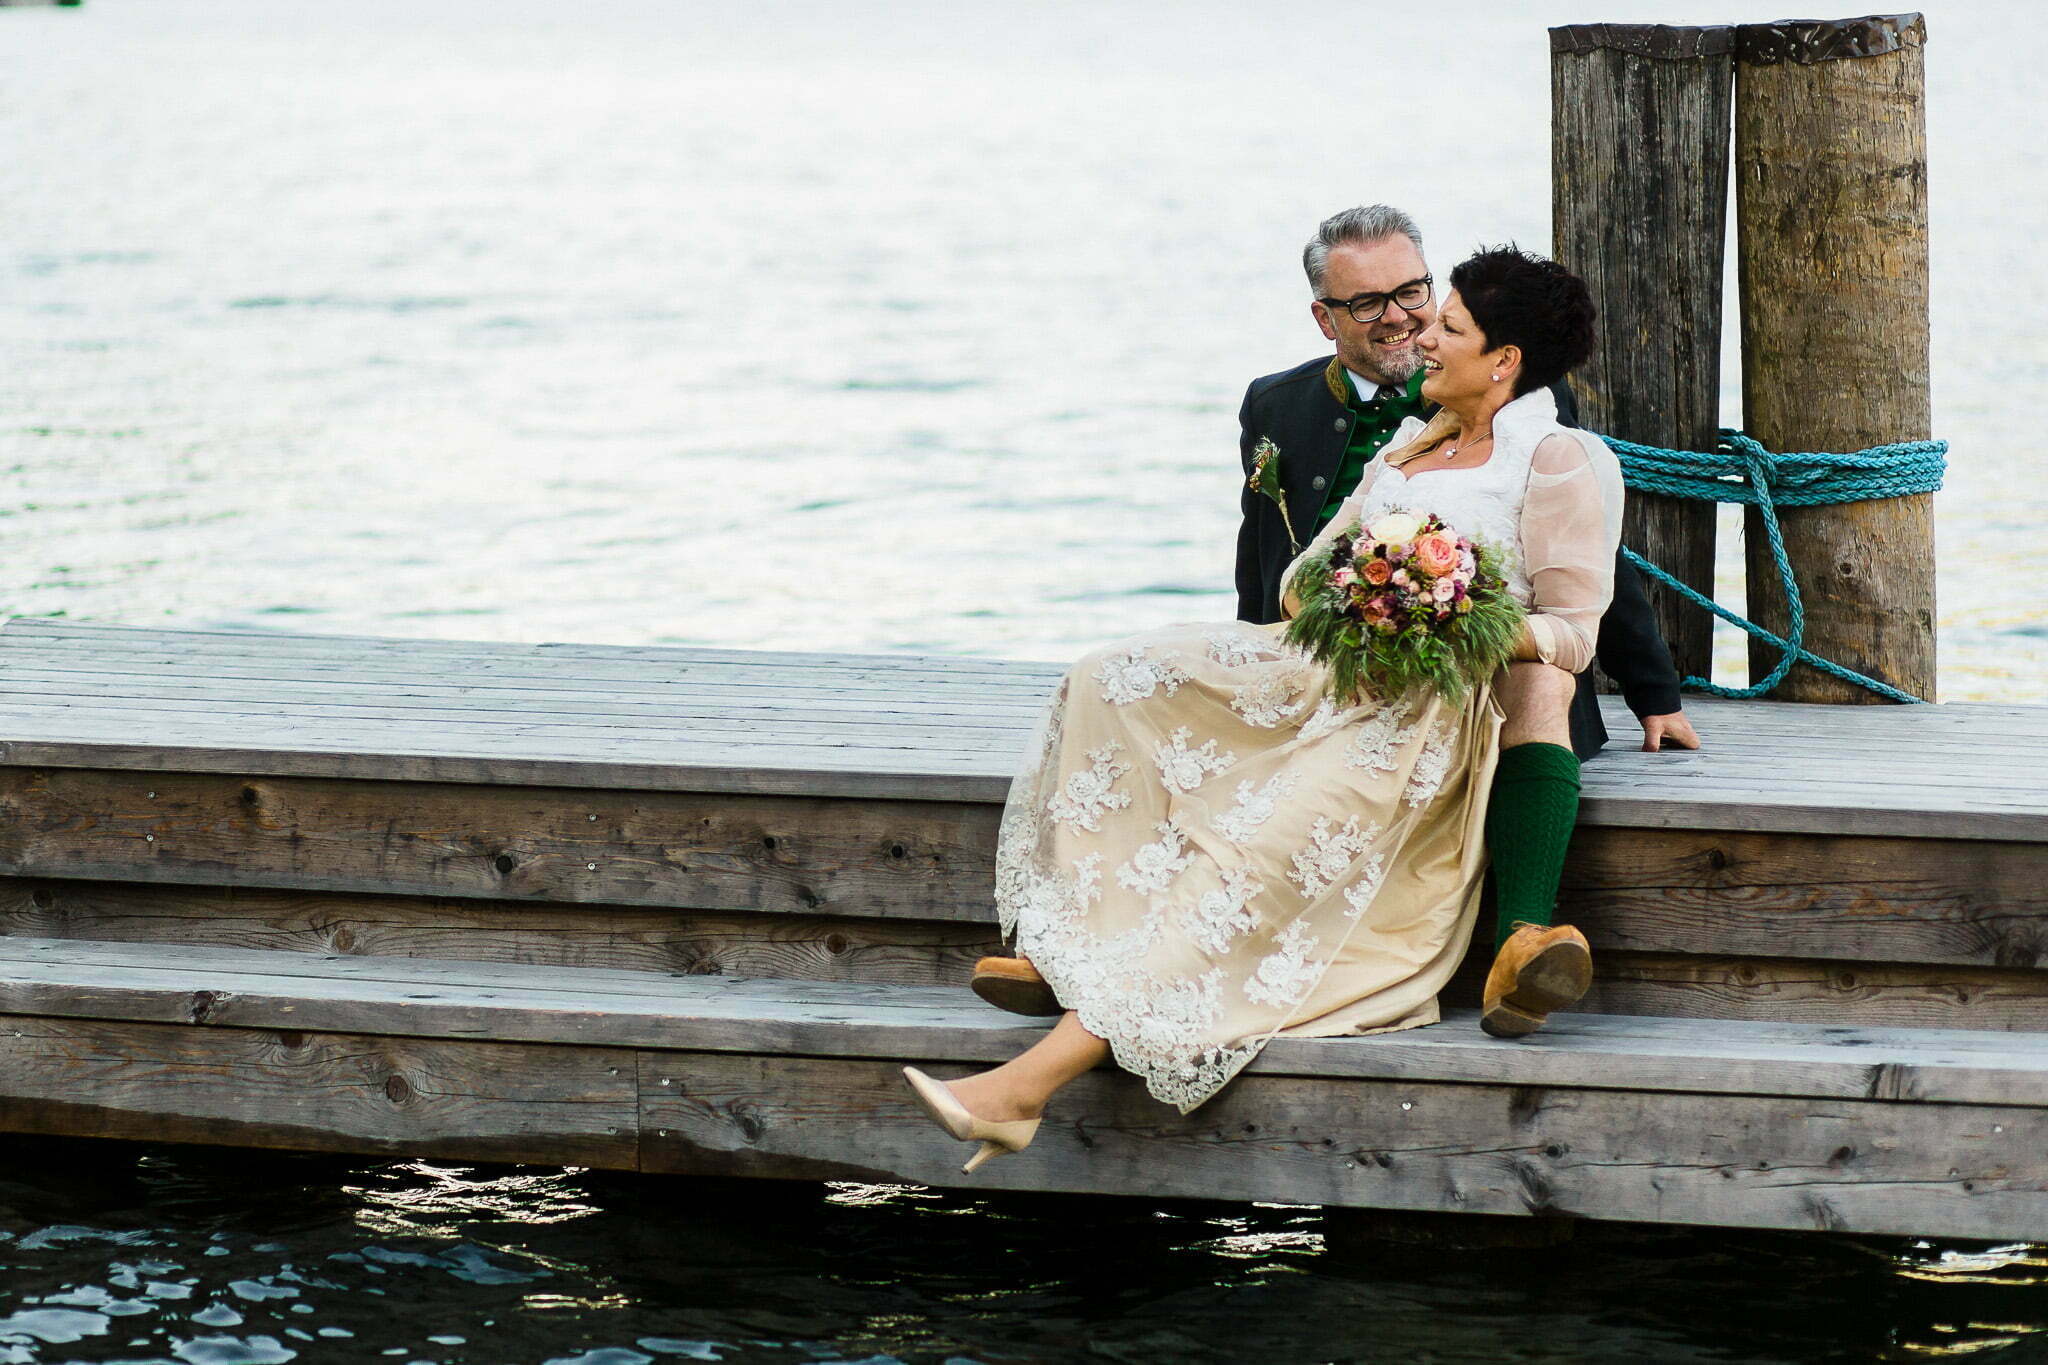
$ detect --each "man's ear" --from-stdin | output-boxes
[1312,302,1339,343]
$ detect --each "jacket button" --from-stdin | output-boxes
[1311,476,1326,491]
[1333,417,1349,431]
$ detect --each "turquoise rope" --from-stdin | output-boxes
[1599,429,1946,703]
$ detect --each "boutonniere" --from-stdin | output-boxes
[1248,437,1302,554]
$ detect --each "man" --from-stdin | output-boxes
[1233,204,1698,1034]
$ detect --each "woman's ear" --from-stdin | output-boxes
[1491,342,1522,379]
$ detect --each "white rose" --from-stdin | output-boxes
[1367,511,1423,545]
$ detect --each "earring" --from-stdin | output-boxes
[1491,372,1502,382]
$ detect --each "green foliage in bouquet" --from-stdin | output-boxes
[1283,534,1526,708]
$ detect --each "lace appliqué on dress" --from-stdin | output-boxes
[1213,773,1296,844]
[1095,648,1190,705]
[1044,741,1133,833]
[1404,721,1457,808]
[1245,918,1322,1008]
[1230,669,1308,728]
[1288,815,1379,900]
[1341,854,1389,920]
[1204,628,1276,668]
[1296,698,1351,742]
[1153,726,1237,794]
[1116,819,1195,895]
[1182,864,1264,954]
[1345,704,1418,775]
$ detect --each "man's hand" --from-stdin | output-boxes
[1639,711,1701,752]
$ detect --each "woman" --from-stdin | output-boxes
[903,246,1623,1173]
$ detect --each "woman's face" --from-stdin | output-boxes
[1416,290,1509,407]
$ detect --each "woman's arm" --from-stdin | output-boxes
[1512,431,1624,670]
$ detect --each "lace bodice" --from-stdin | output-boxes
[1352,425,1539,605]
[1280,386,1625,674]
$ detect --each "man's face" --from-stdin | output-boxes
[1312,236,1435,387]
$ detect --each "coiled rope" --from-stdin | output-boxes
[1599,429,1947,702]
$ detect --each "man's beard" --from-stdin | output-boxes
[1347,339,1424,388]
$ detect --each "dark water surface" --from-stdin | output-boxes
[2,1137,2043,1364]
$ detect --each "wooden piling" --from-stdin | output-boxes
[1734,14,1936,702]
[1550,23,1734,687]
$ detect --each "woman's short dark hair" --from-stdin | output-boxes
[1447,246,1596,397]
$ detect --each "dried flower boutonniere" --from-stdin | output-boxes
[1248,437,1301,555]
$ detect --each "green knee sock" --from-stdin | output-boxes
[1484,742,1582,950]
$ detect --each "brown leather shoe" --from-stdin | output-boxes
[1480,923,1592,1039]
[970,955,1062,1017]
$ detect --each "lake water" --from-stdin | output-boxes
[5,2,2048,1361]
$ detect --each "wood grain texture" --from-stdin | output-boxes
[0,878,1001,984]
[0,1014,636,1166]
[1560,826,2048,969]
[0,624,2042,840]
[639,1053,2048,1239]
[1734,22,1934,701]
[10,936,2048,1107]
[1553,31,1733,683]
[0,767,1002,920]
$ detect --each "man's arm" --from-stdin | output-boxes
[1597,553,1700,750]
[1234,384,1264,623]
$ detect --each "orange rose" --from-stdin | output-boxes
[1361,558,1393,585]
[1412,532,1461,577]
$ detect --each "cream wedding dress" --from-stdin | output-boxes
[995,386,1625,1112]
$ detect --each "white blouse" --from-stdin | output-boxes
[1279,386,1624,674]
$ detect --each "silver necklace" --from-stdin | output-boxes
[1443,430,1493,462]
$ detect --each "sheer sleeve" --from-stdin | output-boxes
[1518,430,1624,672]
[1278,462,1382,619]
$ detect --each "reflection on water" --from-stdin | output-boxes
[0,1138,2044,1364]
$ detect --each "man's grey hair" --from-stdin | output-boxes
[1302,205,1425,295]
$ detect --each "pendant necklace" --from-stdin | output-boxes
[1444,429,1492,463]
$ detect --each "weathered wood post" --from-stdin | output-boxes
[1735,14,1935,702]
[1551,23,1734,686]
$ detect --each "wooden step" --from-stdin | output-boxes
[0,935,2043,1238]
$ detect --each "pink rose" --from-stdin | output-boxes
[1432,580,1455,603]
[1391,569,1412,589]
[1412,532,1461,577]
[1332,566,1357,589]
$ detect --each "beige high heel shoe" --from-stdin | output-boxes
[901,1066,1040,1174]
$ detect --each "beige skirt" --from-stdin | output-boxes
[994,619,1502,1113]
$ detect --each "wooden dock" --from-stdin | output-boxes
[1,618,2044,1239]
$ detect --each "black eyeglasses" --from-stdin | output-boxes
[1316,275,1433,324]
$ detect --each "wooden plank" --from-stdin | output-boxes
[0,738,1020,804]
[0,619,1070,676]
[0,669,1057,722]
[14,773,2045,968]
[0,1014,637,1167]
[0,655,1067,705]
[0,723,2042,841]
[0,879,1002,984]
[1577,953,2048,1033]
[0,696,1030,755]
[1562,826,2048,970]
[9,937,2048,1107]
[0,768,1003,920]
[639,1053,2048,1239]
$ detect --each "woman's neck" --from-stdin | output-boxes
[1440,389,1511,440]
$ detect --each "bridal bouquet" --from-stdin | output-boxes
[1283,510,1524,706]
